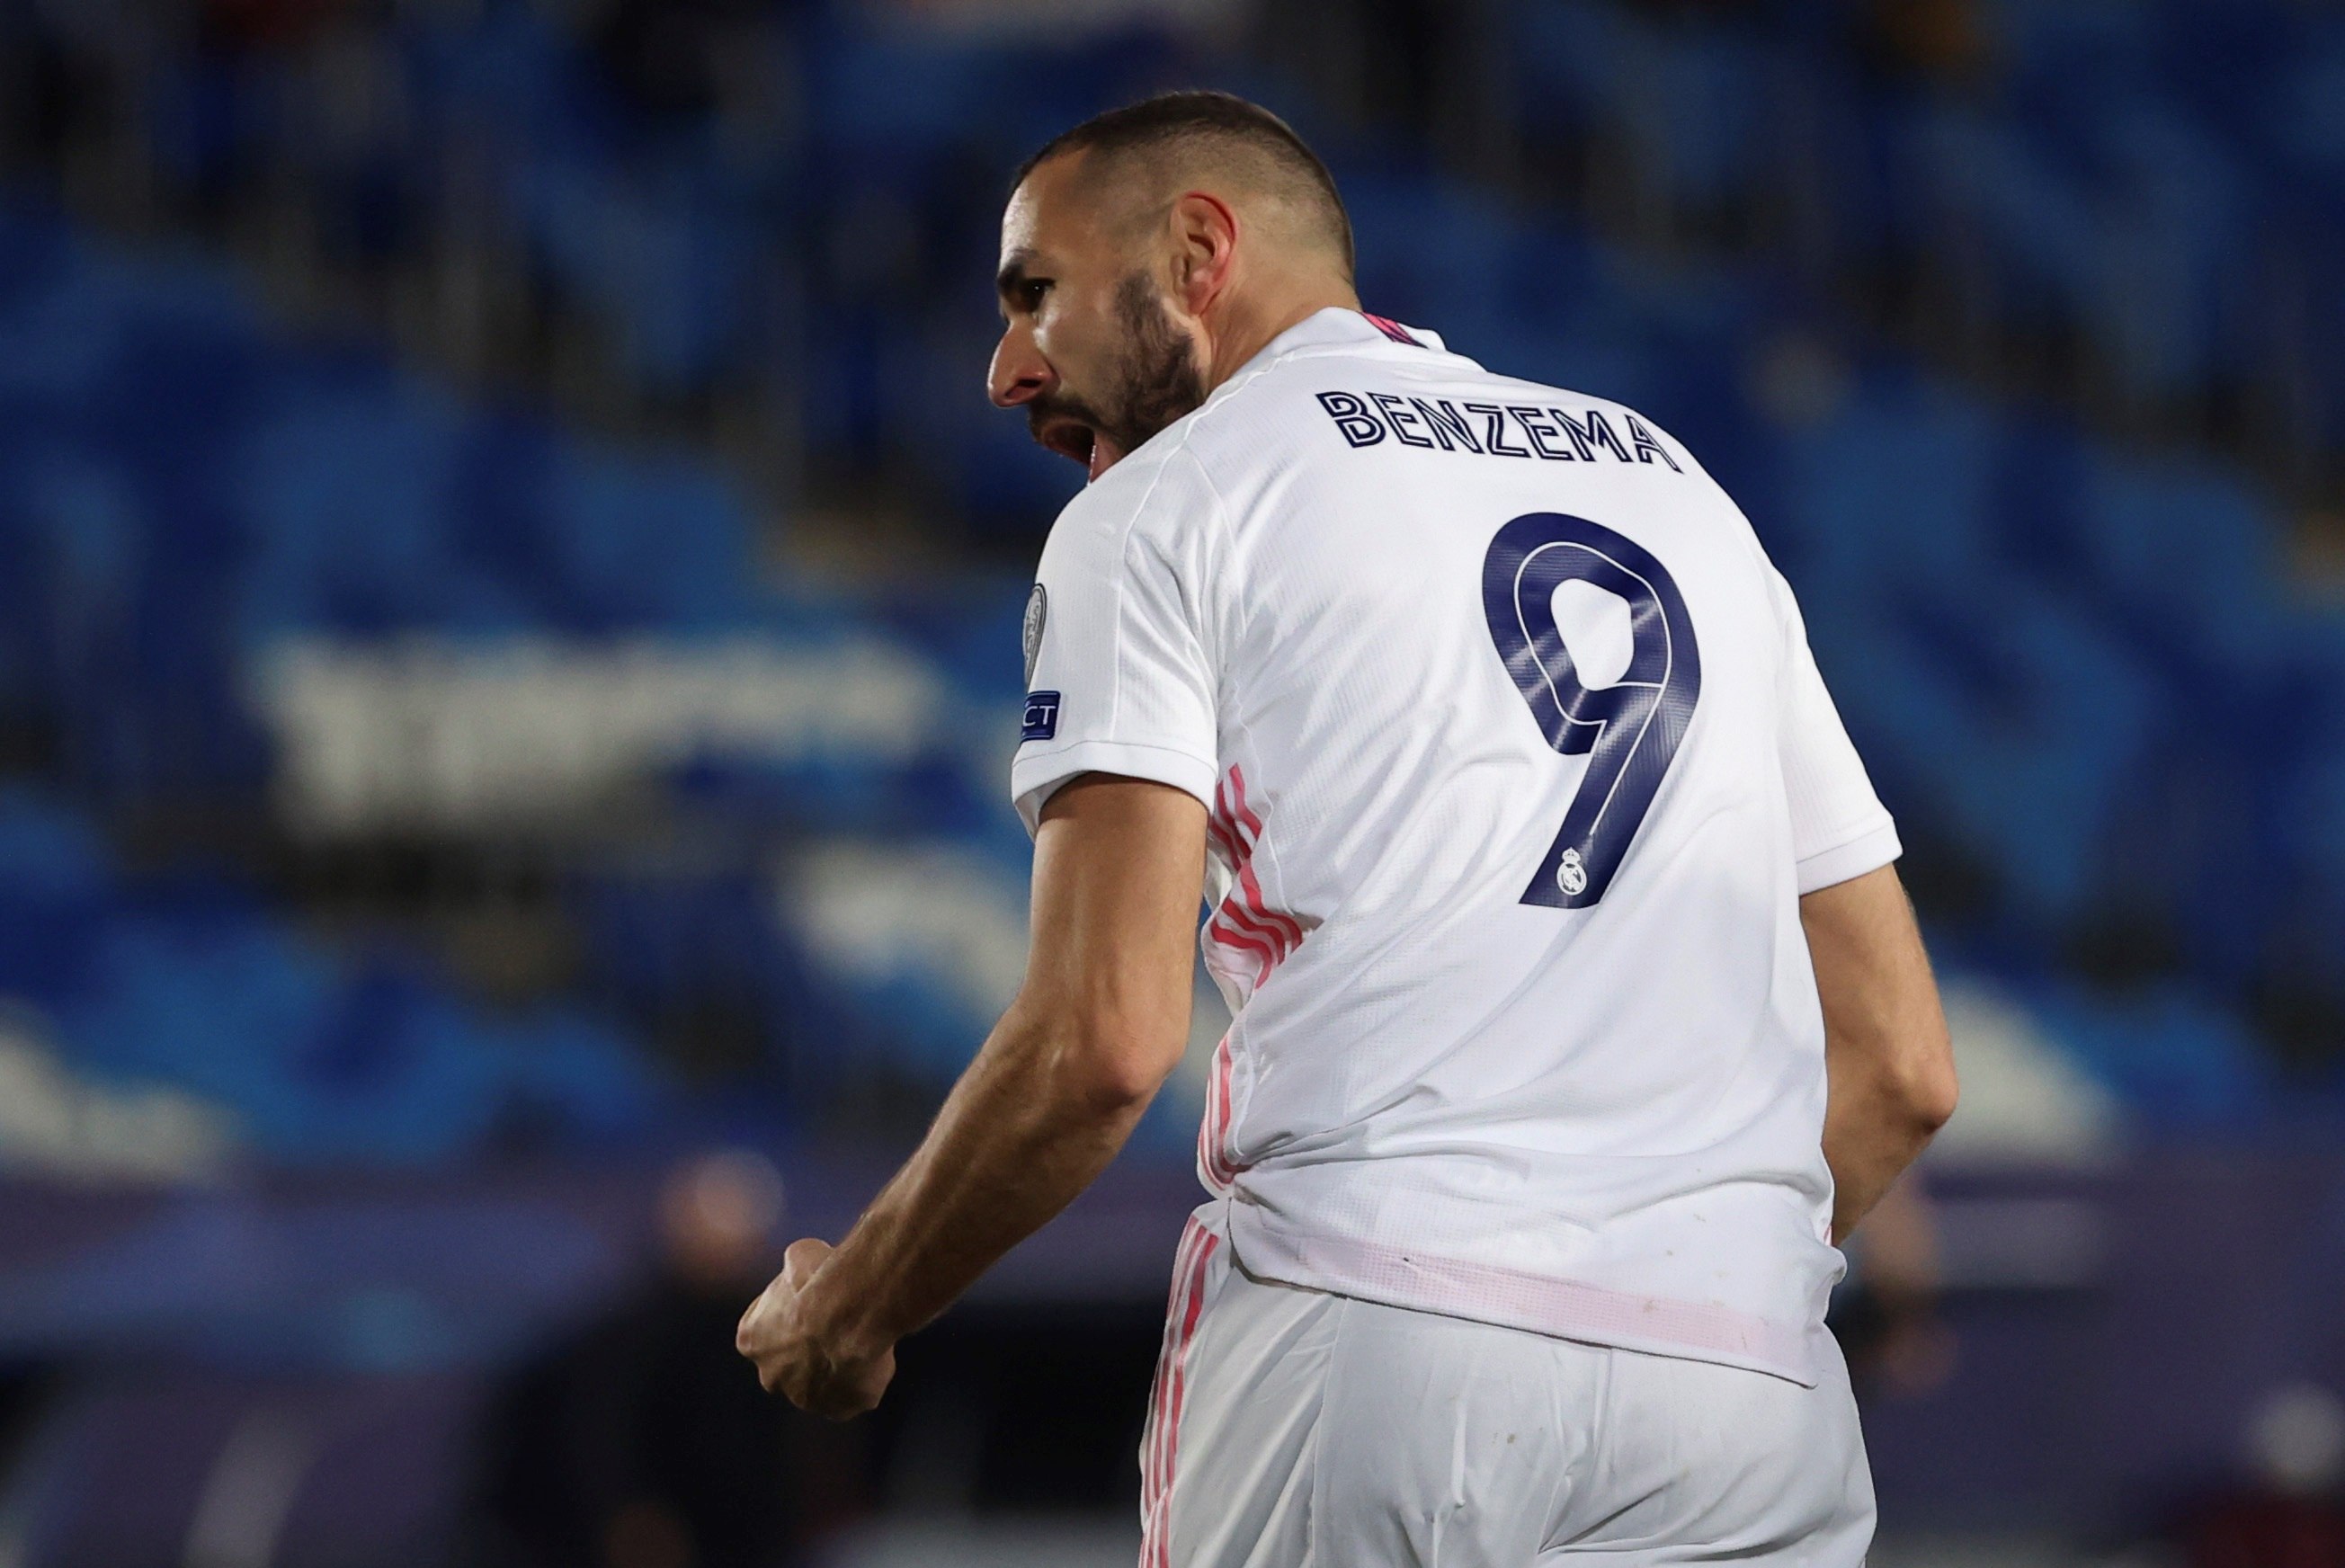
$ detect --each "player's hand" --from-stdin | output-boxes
[735,1237,897,1420]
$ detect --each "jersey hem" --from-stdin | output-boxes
[1794,820,1902,895]
[1224,1203,1823,1387]
[1012,738,1219,835]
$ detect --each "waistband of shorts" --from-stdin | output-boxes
[1222,1200,1823,1386]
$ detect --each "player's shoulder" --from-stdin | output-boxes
[1035,427,1220,580]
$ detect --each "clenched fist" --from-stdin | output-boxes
[736,1238,898,1420]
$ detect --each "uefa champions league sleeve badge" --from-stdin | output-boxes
[1022,582,1048,686]
[1020,584,1057,742]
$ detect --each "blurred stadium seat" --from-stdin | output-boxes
[0,0,2338,1559]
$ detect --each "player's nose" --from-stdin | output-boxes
[988,325,1053,409]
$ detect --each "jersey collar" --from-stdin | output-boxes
[1186,309,1462,434]
[1251,307,1451,367]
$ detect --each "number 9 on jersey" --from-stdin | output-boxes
[1481,512,1702,909]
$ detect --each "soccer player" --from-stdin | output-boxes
[737,91,1957,1565]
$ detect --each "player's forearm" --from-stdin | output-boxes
[1822,1055,1948,1243]
[797,999,1166,1354]
[1803,868,1957,1244]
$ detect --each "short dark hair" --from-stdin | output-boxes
[1012,90,1354,280]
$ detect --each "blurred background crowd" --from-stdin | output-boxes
[0,0,2340,1564]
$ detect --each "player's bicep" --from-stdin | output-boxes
[1019,774,1208,1104]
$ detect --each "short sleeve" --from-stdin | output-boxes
[1009,450,1224,835]
[1770,566,1901,893]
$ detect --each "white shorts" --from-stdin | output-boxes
[1139,1208,1876,1567]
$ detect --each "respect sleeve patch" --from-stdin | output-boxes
[1021,690,1061,742]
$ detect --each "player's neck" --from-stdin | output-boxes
[1199,282,1361,395]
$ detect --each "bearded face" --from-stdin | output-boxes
[1022,272,1208,478]
[992,147,1226,483]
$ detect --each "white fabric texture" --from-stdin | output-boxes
[1013,309,1900,1386]
[1146,1207,1877,1567]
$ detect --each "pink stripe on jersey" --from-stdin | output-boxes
[1225,768,1305,952]
[1203,806,1241,864]
[1226,764,1267,839]
[1197,1034,1237,1192]
[1205,767,1305,994]
[1235,861,1304,954]
[1209,775,1241,849]
[1211,895,1291,958]
[1205,913,1279,974]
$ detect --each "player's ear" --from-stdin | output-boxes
[1168,191,1238,315]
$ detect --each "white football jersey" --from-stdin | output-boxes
[1011,309,1899,1385]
